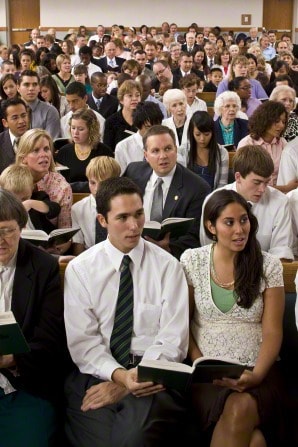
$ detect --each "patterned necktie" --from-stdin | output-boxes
[150,177,164,222]
[96,99,101,111]
[95,218,107,244]
[110,255,134,367]
[13,138,20,153]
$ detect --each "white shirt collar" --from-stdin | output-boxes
[104,235,144,271]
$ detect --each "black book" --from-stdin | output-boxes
[138,357,247,392]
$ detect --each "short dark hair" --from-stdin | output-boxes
[1,97,28,119]
[91,72,106,83]
[65,81,86,97]
[0,188,28,228]
[143,124,176,150]
[132,101,163,129]
[79,45,92,56]
[96,177,143,219]
[18,69,39,85]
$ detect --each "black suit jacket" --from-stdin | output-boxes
[123,162,211,259]
[214,118,249,147]
[172,67,205,85]
[96,56,125,73]
[0,130,16,174]
[181,44,200,54]
[2,239,71,403]
[87,93,119,119]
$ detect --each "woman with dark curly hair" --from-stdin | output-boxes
[237,100,288,185]
[187,111,229,189]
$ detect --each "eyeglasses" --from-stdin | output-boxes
[239,86,251,90]
[155,67,167,77]
[0,227,18,239]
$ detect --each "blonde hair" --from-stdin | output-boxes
[16,129,56,171]
[117,79,142,102]
[0,164,34,193]
[70,108,100,147]
[56,53,71,70]
[86,156,121,181]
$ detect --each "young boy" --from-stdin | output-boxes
[0,164,60,233]
[71,156,121,255]
[203,66,223,92]
[179,73,208,114]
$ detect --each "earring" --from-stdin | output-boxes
[212,234,217,242]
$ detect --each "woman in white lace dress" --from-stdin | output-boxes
[180,189,286,447]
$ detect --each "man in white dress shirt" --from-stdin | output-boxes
[64,176,189,447]
[200,145,294,261]
[61,81,105,140]
[115,101,163,174]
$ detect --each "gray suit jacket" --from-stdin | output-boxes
[0,130,15,174]
[123,161,211,259]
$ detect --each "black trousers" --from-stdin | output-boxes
[64,368,190,447]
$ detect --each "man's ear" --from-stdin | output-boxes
[97,213,108,228]
[143,149,148,162]
[2,118,8,129]
[234,171,241,183]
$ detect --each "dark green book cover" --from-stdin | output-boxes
[138,358,246,391]
[0,321,30,355]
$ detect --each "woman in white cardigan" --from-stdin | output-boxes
[162,88,192,166]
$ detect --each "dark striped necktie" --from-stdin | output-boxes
[110,255,133,367]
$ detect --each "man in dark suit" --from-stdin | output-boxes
[151,60,180,94]
[172,52,205,84]
[87,72,119,119]
[181,32,200,54]
[96,41,125,73]
[123,125,211,259]
[0,189,70,446]
[0,97,30,174]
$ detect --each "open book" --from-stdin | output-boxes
[142,217,195,240]
[138,357,247,392]
[21,228,80,248]
[0,311,30,355]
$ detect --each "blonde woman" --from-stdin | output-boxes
[52,53,75,95]
[55,108,113,185]
[16,128,72,229]
[216,55,268,99]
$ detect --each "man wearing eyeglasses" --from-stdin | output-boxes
[152,60,180,95]
[0,97,30,174]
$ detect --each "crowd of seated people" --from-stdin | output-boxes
[0,21,297,446]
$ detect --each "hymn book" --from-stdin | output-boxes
[138,357,247,392]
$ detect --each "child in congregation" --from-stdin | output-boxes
[203,66,224,92]
[71,156,121,255]
[72,63,92,94]
[0,164,61,233]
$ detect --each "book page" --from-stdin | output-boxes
[138,359,194,373]
[161,217,194,225]
[21,229,48,240]
[143,221,162,229]
[193,356,245,367]
[0,311,16,325]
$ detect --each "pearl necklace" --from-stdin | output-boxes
[210,244,235,289]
